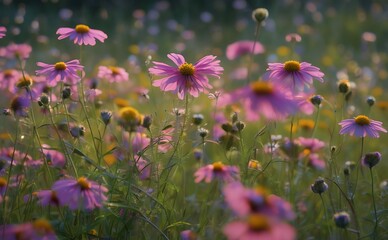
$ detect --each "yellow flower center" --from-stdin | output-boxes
[254,186,270,196]
[179,62,195,76]
[299,119,315,130]
[75,24,90,34]
[16,76,33,88]
[354,115,370,126]
[32,219,54,234]
[3,69,13,77]
[54,62,67,71]
[250,81,274,95]
[248,214,270,231]
[119,106,141,123]
[77,177,91,190]
[212,161,224,171]
[284,60,301,72]
[108,66,120,75]
[0,177,7,187]
[302,149,311,157]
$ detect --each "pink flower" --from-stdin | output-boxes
[223,182,295,220]
[219,81,298,121]
[226,40,265,60]
[295,137,325,152]
[36,60,84,84]
[0,43,32,59]
[56,24,107,46]
[41,144,66,168]
[35,190,61,207]
[266,61,324,92]
[339,115,387,138]
[85,88,102,102]
[223,214,296,240]
[52,177,108,210]
[285,33,302,43]
[134,157,151,180]
[0,26,6,39]
[98,66,129,83]
[1,219,57,240]
[0,69,21,93]
[149,53,223,99]
[194,161,239,183]
[295,93,315,115]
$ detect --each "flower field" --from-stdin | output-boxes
[0,1,388,239]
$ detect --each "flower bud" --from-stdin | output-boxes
[61,87,71,99]
[338,80,350,94]
[193,148,203,161]
[38,94,50,107]
[192,114,204,125]
[310,95,323,107]
[333,211,350,228]
[221,123,234,133]
[198,128,208,138]
[142,115,152,129]
[311,177,328,194]
[100,110,112,125]
[366,96,376,107]
[234,121,245,131]
[362,152,381,168]
[252,8,269,23]
[70,125,85,138]
[231,112,238,123]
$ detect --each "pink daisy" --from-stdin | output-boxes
[0,26,6,39]
[98,66,129,83]
[36,60,84,84]
[223,182,295,220]
[41,144,66,168]
[219,81,298,121]
[339,115,387,138]
[223,214,296,240]
[56,24,108,46]
[149,53,223,100]
[226,40,265,60]
[194,161,239,183]
[1,219,57,240]
[266,61,324,92]
[52,177,108,210]
[295,137,325,152]
[35,190,61,207]
[0,43,32,59]
[0,69,21,93]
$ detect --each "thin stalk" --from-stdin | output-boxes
[311,106,321,138]
[370,168,378,238]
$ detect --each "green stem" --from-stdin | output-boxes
[311,107,321,138]
[370,168,378,238]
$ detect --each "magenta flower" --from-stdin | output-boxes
[35,190,61,207]
[0,69,21,93]
[339,115,387,138]
[266,61,324,92]
[295,137,325,152]
[149,53,223,99]
[0,43,32,59]
[223,214,296,240]
[226,40,265,60]
[1,219,57,240]
[98,66,129,83]
[36,60,84,84]
[56,24,108,46]
[194,161,239,183]
[0,26,6,38]
[219,81,298,121]
[52,177,108,210]
[41,144,66,168]
[223,182,295,220]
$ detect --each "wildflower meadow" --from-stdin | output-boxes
[1,1,388,239]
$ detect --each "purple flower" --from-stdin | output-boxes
[219,81,298,121]
[98,66,129,83]
[226,40,265,60]
[52,177,108,210]
[56,24,108,46]
[0,26,6,39]
[10,96,30,117]
[266,61,324,92]
[194,161,239,183]
[149,53,223,100]
[223,214,296,240]
[41,144,66,168]
[339,115,387,138]
[35,190,61,207]
[362,152,381,168]
[36,60,84,84]
[1,219,57,240]
[0,69,21,93]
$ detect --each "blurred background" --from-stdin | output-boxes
[1,0,388,93]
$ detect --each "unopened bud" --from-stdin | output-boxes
[252,8,269,23]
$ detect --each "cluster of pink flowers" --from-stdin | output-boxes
[222,182,296,240]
